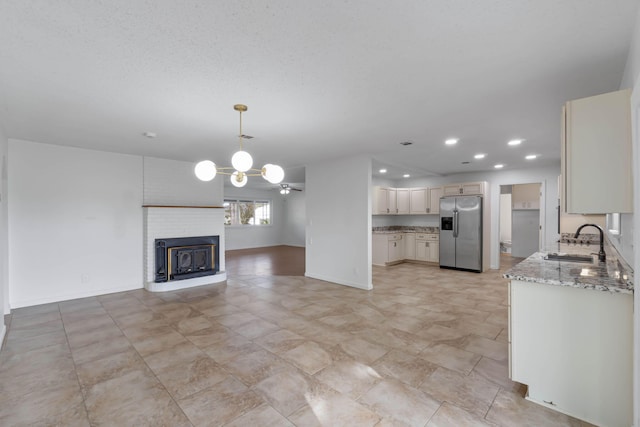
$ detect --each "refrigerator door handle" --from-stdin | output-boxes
[453,209,459,238]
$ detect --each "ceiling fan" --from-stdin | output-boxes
[279,183,302,194]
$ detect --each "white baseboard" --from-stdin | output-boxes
[304,272,372,291]
[145,272,227,292]
[0,323,6,349]
[10,283,143,309]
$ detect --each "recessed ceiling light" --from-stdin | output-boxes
[474,154,486,159]
[143,132,157,138]
[445,138,458,145]
[508,139,523,146]
[494,164,504,169]
[403,174,410,178]
[525,154,538,160]
[379,168,387,173]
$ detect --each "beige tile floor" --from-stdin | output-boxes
[0,256,595,426]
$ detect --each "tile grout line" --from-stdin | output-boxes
[59,302,92,425]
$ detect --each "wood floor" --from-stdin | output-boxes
[225,246,523,278]
[225,245,306,277]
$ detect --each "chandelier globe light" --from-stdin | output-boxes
[194,104,284,186]
[194,160,216,181]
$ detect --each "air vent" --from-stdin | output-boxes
[240,134,254,139]
[400,141,413,146]
[461,161,470,164]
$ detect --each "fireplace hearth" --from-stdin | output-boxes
[155,236,219,282]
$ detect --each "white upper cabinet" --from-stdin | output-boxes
[374,183,481,215]
[388,188,397,214]
[409,188,428,214]
[373,186,397,214]
[396,188,410,214]
[443,181,485,196]
[562,89,632,213]
[512,183,540,210]
[373,187,389,214]
[428,187,442,214]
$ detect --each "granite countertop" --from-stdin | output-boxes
[504,239,634,295]
[373,226,439,234]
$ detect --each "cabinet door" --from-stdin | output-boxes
[564,89,632,213]
[510,280,633,427]
[396,188,410,214]
[404,233,416,260]
[388,239,403,262]
[512,183,540,210]
[461,182,484,195]
[372,234,388,265]
[415,240,428,261]
[428,242,439,262]
[409,188,428,214]
[443,184,461,196]
[428,187,442,214]
[388,188,397,214]
[373,187,389,214]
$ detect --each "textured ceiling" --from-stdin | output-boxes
[0,1,637,188]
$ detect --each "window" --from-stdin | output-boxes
[224,199,271,226]
[607,213,621,236]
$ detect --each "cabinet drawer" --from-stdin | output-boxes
[416,234,438,241]
[388,234,403,241]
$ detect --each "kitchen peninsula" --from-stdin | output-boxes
[504,237,633,427]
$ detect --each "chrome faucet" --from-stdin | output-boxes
[574,224,606,262]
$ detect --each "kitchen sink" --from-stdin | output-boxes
[544,253,594,264]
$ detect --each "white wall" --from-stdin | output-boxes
[306,155,372,290]
[8,140,143,308]
[223,187,285,251]
[0,125,7,344]
[282,190,306,247]
[143,157,223,206]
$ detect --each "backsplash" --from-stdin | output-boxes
[559,232,600,245]
[373,226,440,233]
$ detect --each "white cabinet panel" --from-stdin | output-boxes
[396,188,410,214]
[404,233,416,260]
[510,280,632,427]
[512,183,540,210]
[373,187,390,215]
[428,187,442,214]
[443,182,485,196]
[562,89,632,213]
[409,188,428,214]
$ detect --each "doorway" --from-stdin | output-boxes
[499,183,542,265]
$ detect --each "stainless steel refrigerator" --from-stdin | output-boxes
[439,195,483,272]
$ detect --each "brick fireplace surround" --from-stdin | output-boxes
[143,206,226,292]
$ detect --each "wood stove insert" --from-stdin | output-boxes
[155,236,219,282]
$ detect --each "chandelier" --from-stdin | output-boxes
[194,104,284,187]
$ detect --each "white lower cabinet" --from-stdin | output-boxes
[388,237,404,262]
[414,234,439,263]
[415,240,438,262]
[372,233,404,266]
[509,280,632,427]
[373,233,438,265]
[404,233,416,260]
